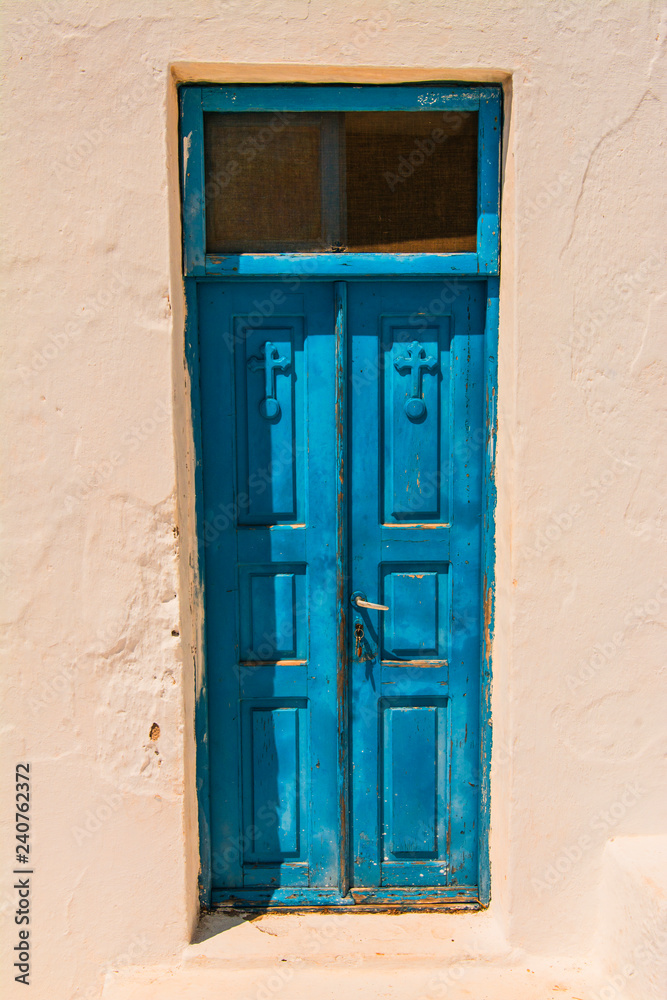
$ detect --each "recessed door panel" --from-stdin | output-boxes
[239,565,307,662]
[380,316,451,523]
[240,700,309,887]
[234,317,304,523]
[381,564,449,662]
[381,699,449,887]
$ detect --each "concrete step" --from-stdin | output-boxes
[102,958,598,1000]
[185,909,514,966]
[102,911,600,999]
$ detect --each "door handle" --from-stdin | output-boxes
[350,590,389,611]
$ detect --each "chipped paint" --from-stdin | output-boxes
[382,522,451,528]
[182,130,192,177]
[334,280,349,896]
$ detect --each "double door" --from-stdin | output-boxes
[197,278,486,906]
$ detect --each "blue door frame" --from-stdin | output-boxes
[180,83,500,910]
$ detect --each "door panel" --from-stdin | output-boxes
[234,317,304,522]
[198,282,340,894]
[240,699,309,886]
[381,699,449,878]
[378,313,451,524]
[348,281,485,894]
[381,564,449,663]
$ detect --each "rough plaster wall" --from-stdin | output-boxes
[0,1,665,998]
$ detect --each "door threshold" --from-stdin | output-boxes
[210,886,483,911]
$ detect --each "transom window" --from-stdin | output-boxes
[179,85,500,275]
[203,111,478,254]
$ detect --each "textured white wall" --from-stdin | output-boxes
[1,2,665,998]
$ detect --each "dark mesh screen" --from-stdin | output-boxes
[344,111,478,252]
[204,113,325,253]
[203,110,478,254]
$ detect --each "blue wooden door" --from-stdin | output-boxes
[198,281,342,904]
[347,281,485,904]
[198,278,485,907]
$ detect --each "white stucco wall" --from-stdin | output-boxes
[1,2,665,998]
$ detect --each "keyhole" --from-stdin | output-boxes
[354,621,364,656]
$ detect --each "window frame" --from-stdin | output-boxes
[179,84,501,278]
